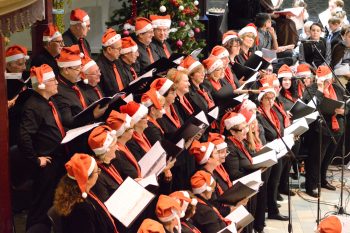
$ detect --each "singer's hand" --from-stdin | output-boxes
[267,27,275,36]
[335,108,344,116]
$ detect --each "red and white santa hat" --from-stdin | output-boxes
[178,55,202,74]
[65,153,97,198]
[239,107,256,124]
[106,110,132,137]
[57,45,83,68]
[238,23,258,37]
[296,63,312,77]
[102,28,121,47]
[135,17,153,35]
[223,112,246,130]
[150,78,174,95]
[169,191,198,218]
[202,56,223,74]
[70,8,90,27]
[318,215,342,233]
[208,132,227,150]
[120,37,138,54]
[5,45,29,63]
[137,219,165,233]
[149,15,171,28]
[241,99,257,112]
[258,86,276,102]
[189,140,215,165]
[88,126,116,155]
[222,31,239,44]
[120,101,148,124]
[316,65,332,82]
[81,56,97,84]
[43,23,62,42]
[260,74,279,87]
[141,88,163,109]
[191,170,215,194]
[210,45,230,59]
[30,64,55,89]
[156,195,182,224]
[278,64,293,79]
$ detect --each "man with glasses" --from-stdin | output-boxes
[63,8,91,57]
[134,17,159,74]
[96,28,127,96]
[150,15,173,59]
[31,23,63,76]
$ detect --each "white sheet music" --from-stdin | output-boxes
[138,174,159,188]
[61,122,102,144]
[195,111,209,126]
[251,150,277,169]
[225,205,254,230]
[208,106,219,120]
[232,170,262,191]
[138,141,167,178]
[284,118,309,136]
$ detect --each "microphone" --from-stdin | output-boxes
[300,39,320,43]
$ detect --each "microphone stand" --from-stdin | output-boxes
[311,43,350,216]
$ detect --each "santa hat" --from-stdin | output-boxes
[169,191,198,218]
[102,28,121,47]
[30,64,55,90]
[191,170,215,194]
[241,99,257,111]
[5,45,29,63]
[202,56,223,74]
[65,153,97,198]
[57,45,83,68]
[240,107,256,124]
[156,195,182,223]
[210,46,230,59]
[43,23,62,42]
[137,219,165,233]
[238,23,258,37]
[260,74,279,87]
[278,64,293,79]
[189,140,215,165]
[316,65,332,82]
[318,215,342,233]
[150,15,171,28]
[120,37,138,54]
[178,56,202,74]
[223,112,246,130]
[222,31,239,44]
[135,17,153,35]
[81,56,97,84]
[296,64,312,77]
[120,101,148,123]
[257,86,276,102]
[150,78,174,95]
[88,126,116,155]
[141,88,162,109]
[70,8,90,27]
[106,110,132,137]
[208,132,227,150]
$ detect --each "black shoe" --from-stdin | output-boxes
[306,189,319,198]
[277,193,284,201]
[279,189,296,196]
[268,213,289,221]
[321,182,336,191]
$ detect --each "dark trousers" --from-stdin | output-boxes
[254,167,271,231]
[267,159,283,216]
[279,156,292,192]
[305,131,341,191]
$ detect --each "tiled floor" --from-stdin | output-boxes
[264,166,350,233]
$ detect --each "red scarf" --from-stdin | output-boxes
[273,102,291,128]
[117,143,141,178]
[132,132,151,152]
[178,95,194,115]
[147,116,164,134]
[197,89,215,109]
[284,90,295,102]
[297,81,304,98]
[224,67,237,90]
[197,198,231,226]
[99,163,123,185]
[215,165,232,195]
[228,136,253,163]
[166,105,181,128]
[324,84,340,131]
[89,192,118,233]
[181,221,201,233]
[258,106,281,133]
[209,78,222,91]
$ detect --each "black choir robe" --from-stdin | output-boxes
[151,39,172,59]
[144,120,164,145]
[134,38,160,74]
[91,165,121,202]
[30,49,60,77]
[62,28,91,57]
[186,82,215,113]
[78,82,104,106]
[202,78,235,104]
[112,150,139,179]
[126,138,146,162]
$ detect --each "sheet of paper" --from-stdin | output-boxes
[61,122,102,144]
[208,106,219,120]
[138,141,167,178]
[284,117,309,136]
[176,138,185,149]
[195,111,209,126]
[217,224,237,233]
[334,64,350,76]
[232,170,262,191]
[138,174,159,188]
[225,205,254,230]
[251,150,277,169]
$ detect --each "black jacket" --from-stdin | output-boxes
[151,39,172,59]
[30,49,60,77]
[62,28,91,57]
[134,38,159,75]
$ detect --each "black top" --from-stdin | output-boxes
[112,150,139,179]
[300,38,327,67]
[144,120,164,145]
[134,38,160,75]
[126,138,146,162]
[186,82,214,113]
[62,28,91,57]
[78,82,104,106]
[18,91,65,166]
[30,49,60,77]
[151,39,173,59]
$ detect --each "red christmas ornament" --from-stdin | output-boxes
[123,30,130,36]
[179,21,186,27]
[194,28,201,33]
[176,40,183,47]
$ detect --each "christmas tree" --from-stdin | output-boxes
[106,0,206,54]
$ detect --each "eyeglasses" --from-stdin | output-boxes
[51,40,64,45]
[69,66,82,72]
[85,71,101,76]
[110,46,122,51]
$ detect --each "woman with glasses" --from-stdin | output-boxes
[235,25,258,65]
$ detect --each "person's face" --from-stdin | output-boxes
[304,25,311,36]
[80,21,91,38]
[265,19,272,28]
[232,122,249,140]
[210,66,225,80]
[241,33,255,48]
[48,36,64,57]
[165,89,176,105]
[304,77,314,87]
[230,41,241,57]
[85,65,101,87]
[261,92,276,108]
[310,25,322,40]
[103,139,117,164]
[135,115,149,132]
[64,65,82,83]
[138,29,154,45]
[122,50,139,64]
[328,22,340,32]
[86,165,99,191]
[107,40,122,60]
[217,147,228,163]
[191,67,205,85]
[44,78,59,96]
[209,148,221,167]
[176,74,190,94]
[221,56,229,68]
[154,26,169,42]
[123,125,135,142]
[273,82,281,96]
[343,32,350,47]
[6,58,26,73]
[282,77,291,90]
